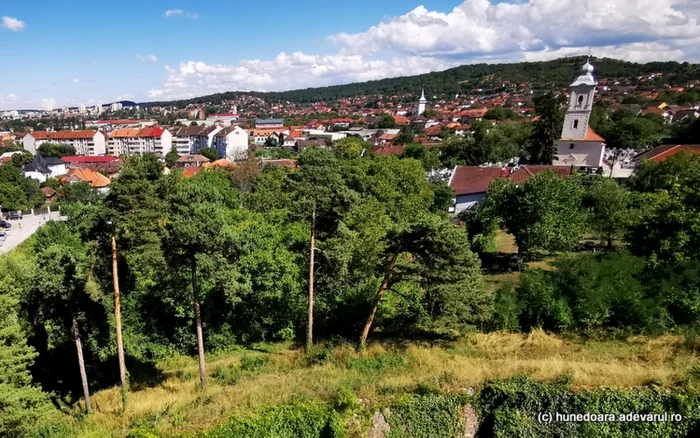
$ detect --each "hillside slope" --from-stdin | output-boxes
[145,56,700,106]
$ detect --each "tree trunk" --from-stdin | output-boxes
[306,204,316,353]
[360,249,400,349]
[111,231,128,408]
[72,312,91,413]
[192,258,207,390]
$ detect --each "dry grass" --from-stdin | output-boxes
[62,332,700,437]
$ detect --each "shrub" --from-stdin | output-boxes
[240,354,270,372]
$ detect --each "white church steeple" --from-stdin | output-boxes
[417,89,427,116]
[560,61,597,140]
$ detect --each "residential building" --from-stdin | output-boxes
[255,118,285,129]
[62,167,111,194]
[251,128,289,146]
[61,155,123,176]
[174,125,221,155]
[22,155,67,182]
[554,61,606,168]
[213,125,248,159]
[206,112,240,126]
[22,130,107,156]
[176,154,210,168]
[107,127,172,156]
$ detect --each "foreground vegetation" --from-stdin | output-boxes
[29,332,700,437]
[3,148,700,437]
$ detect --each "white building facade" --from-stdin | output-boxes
[23,130,107,156]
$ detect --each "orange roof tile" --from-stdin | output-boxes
[65,167,110,188]
[584,126,605,142]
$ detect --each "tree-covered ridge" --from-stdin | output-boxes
[145,56,700,106]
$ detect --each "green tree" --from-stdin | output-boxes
[526,93,564,164]
[37,142,76,158]
[0,165,44,210]
[32,222,100,413]
[163,170,239,388]
[334,137,368,157]
[199,147,219,161]
[10,151,34,168]
[165,146,179,168]
[484,107,519,121]
[393,125,414,145]
[493,172,585,257]
[0,293,53,437]
[584,178,634,247]
[291,148,355,351]
[403,143,440,170]
[377,114,396,129]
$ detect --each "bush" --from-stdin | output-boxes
[201,402,345,438]
[489,281,520,332]
[479,375,700,437]
[241,354,270,372]
[211,365,242,386]
[386,393,465,438]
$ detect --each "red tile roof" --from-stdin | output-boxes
[635,144,700,162]
[373,145,405,156]
[28,130,98,140]
[584,126,605,142]
[62,155,122,164]
[449,166,506,196]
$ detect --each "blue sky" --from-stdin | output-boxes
[1,0,698,110]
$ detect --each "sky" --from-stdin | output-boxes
[1,0,699,110]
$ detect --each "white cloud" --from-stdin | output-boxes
[164,9,183,17]
[139,0,700,101]
[2,16,25,31]
[164,9,197,19]
[137,54,159,63]
[147,53,455,99]
[72,78,81,84]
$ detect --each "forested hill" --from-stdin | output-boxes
[145,56,700,106]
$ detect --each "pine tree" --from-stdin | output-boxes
[0,294,52,436]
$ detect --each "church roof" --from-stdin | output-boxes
[561,125,605,142]
[584,125,604,142]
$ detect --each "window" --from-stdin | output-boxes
[570,143,575,149]
[578,95,584,104]
[573,120,579,129]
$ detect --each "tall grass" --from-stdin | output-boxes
[53,332,700,437]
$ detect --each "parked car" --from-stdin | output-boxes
[0,232,6,241]
[0,220,10,229]
[6,211,22,220]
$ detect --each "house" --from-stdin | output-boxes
[634,144,700,163]
[61,155,123,176]
[23,130,106,156]
[672,110,700,124]
[554,61,606,169]
[182,166,204,178]
[458,108,488,123]
[212,125,248,160]
[206,112,239,126]
[255,118,285,129]
[454,125,471,136]
[448,165,574,214]
[176,154,210,168]
[62,167,111,194]
[251,128,289,146]
[22,155,67,182]
[448,166,506,214]
[296,139,327,152]
[202,159,235,169]
[262,159,297,169]
[41,186,57,203]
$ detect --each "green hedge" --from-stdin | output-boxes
[479,376,700,438]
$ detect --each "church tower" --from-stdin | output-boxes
[554,60,606,168]
[561,61,596,140]
[417,89,427,116]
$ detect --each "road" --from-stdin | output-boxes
[0,212,64,254]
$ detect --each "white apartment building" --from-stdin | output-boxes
[174,125,221,155]
[22,130,107,156]
[107,127,173,156]
[213,125,249,159]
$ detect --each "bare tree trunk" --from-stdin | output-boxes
[111,231,128,409]
[72,312,91,413]
[360,250,400,349]
[192,258,207,389]
[306,204,316,353]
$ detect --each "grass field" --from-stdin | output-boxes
[59,331,700,437]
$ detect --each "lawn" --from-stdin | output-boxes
[61,331,700,437]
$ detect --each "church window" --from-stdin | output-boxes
[570,143,575,149]
[573,120,579,129]
[578,95,584,104]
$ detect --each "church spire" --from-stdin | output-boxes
[420,88,426,102]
